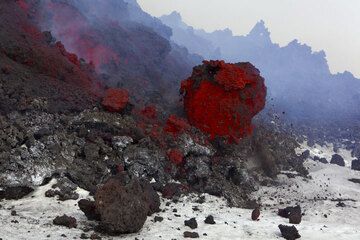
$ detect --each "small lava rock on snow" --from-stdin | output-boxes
[183,231,200,238]
[204,215,216,224]
[278,205,301,221]
[184,217,198,229]
[251,207,260,220]
[53,215,77,228]
[278,224,301,240]
[154,216,163,222]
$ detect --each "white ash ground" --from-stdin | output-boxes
[1,145,360,240]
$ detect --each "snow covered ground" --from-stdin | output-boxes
[1,145,360,240]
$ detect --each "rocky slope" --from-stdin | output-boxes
[1,1,352,238]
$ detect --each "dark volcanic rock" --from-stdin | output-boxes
[278,206,302,222]
[95,175,149,235]
[289,211,302,224]
[278,224,301,240]
[154,216,164,222]
[140,180,161,216]
[162,183,183,199]
[53,215,77,228]
[330,154,345,166]
[45,177,79,201]
[204,215,216,224]
[184,218,198,229]
[351,159,360,171]
[78,199,101,221]
[0,186,33,200]
[183,231,200,238]
[251,207,260,221]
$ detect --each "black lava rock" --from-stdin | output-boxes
[95,175,149,235]
[184,218,198,229]
[0,186,33,200]
[278,205,301,219]
[154,216,164,222]
[251,208,260,221]
[204,215,216,224]
[278,224,301,240]
[53,215,77,228]
[183,231,199,238]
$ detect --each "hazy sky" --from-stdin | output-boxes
[138,0,360,78]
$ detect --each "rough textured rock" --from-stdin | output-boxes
[53,215,77,228]
[278,225,301,240]
[140,180,161,215]
[95,175,149,235]
[278,206,302,220]
[184,218,198,229]
[251,207,260,220]
[180,60,266,142]
[204,215,216,224]
[183,231,200,238]
[330,154,345,167]
[0,186,33,200]
[45,177,79,201]
[78,199,101,221]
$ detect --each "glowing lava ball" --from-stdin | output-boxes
[180,60,266,142]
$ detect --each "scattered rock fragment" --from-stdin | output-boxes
[278,224,301,240]
[278,206,301,220]
[154,216,164,222]
[336,202,346,207]
[251,207,260,221]
[53,215,77,228]
[184,218,198,229]
[183,231,200,238]
[204,215,216,224]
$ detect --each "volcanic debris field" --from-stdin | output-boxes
[0,1,360,240]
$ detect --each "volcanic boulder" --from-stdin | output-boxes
[180,60,266,142]
[101,88,130,113]
[95,175,149,234]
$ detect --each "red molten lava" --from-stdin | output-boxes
[181,60,266,142]
[101,88,129,112]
